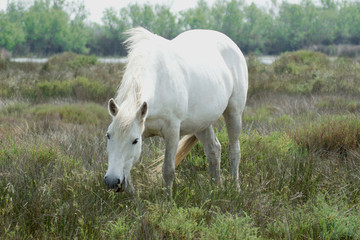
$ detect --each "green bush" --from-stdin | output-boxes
[106,204,260,240]
[1,101,29,116]
[292,115,360,154]
[248,51,360,95]
[0,139,82,237]
[34,77,114,102]
[265,50,330,94]
[27,103,108,125]
[0,76,115,103]
[273,50,329,74]
[106,217,133,240]
[268,194,360,239]
[149,204,205,239]
[240,131,299,165]
[205,213,259,240]
[69,55,98,68]
[0,133,122,239]
[44,52,79,70]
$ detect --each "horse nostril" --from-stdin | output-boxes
[117,178,120,184]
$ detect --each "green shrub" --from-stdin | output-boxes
[69,55,98,68]
[273,50,329,74]
[268,194,360,239]
[44,52,78,69]
[34,77,114,102]
[1,101,29,116]
[45,52,97,69]
[0,77,114,102]
[240,131,299,165]
[106,217,132,240]
[248,50,360,95]
[0,133,123,239]
[148,204,205,239]
[247,55,273,96]
[27,103,108,125]
[205,213,259,240]
[292,115,360,154]
[0,138,82,237]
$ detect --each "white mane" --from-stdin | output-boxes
[114,28,157,129]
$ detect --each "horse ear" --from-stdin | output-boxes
[108,98,119,117]
[137,102,148,122]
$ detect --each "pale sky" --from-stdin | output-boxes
[0,0,307,24]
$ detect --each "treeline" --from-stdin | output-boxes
[1,0,360,56]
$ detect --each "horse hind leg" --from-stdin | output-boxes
[223,106,243,190]
[195,125,222,186]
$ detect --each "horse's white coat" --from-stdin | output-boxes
[104,28,248,195]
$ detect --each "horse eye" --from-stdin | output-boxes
[132,138,139,145]
[106,133,110,140]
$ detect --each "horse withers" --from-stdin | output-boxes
[104,27,248,197]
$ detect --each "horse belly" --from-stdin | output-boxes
[180,72,232,134]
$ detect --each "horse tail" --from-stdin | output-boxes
[152,135,198,173]
[174,134,198,168]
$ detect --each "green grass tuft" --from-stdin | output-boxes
[267,194,360,239]
[292,115,360,154]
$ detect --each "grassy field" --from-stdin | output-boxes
[1,51,360,239]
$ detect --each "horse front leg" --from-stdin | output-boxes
[162,122,180,199]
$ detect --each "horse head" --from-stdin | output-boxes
[104,98,147,193]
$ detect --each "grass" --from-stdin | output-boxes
[1,52,360,239]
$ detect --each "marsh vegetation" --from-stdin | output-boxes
[1,51,360,239]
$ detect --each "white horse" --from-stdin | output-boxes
[104,27,248,196]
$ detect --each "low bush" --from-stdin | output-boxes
[248,51,360,95]
[292,115,360,154]
[267,194,360,239]
[0,138,80,237]
[42,52,97,70]
[27,103,109,125]
[69,55,98,68]
[2,102,109,125]
[273,50,330,74]
[0,134,122,239]
[30,77,114,102]
[106,204,259,240]
[148,204,205,239]
[204,212,259,240]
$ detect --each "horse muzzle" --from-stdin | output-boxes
[104,175,126,192]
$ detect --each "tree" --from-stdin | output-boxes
[0,11,25,51]
[128,4,156,30]
[153,5,180,39]
[222,0,245,49]
[99,8,129,55]
[67,1,90,53]
[337,2,360,44]
[24,0,70,54]
[276,2,307,51]
[180,0,213,30]
[243,3,273,53]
